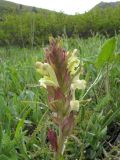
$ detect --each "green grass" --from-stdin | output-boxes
[0,35,120,159]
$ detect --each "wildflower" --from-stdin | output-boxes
[36,62,59,88]
[36,38,86,158]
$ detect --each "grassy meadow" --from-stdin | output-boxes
[0,35,120,159]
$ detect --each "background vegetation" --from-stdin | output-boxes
[0,0,120,46]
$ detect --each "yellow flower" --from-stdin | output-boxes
[67,49,80,75]
[70,100,79,112]
[36,62,59,88]
[71,79,86,99]
[71,80,86,90]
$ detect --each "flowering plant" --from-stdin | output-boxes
[36,38,86,159]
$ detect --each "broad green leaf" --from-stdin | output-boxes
[96,38,116,69]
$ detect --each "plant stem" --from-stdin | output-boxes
[54,127,65,160]
[79,143,85,160]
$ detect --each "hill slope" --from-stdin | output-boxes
[1,0,120,46]
[1,0,120,15]
[93,1,120,9]
[0,0,60,15]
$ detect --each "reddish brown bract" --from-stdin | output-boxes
[47,129,58,152]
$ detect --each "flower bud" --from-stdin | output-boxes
[47,129,58,152]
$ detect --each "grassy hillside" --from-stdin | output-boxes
[93,1,120,9]
[0,0,120,46]
[0,0,59,14]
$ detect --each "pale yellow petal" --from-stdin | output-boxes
[39,76,58,88]
[43,63,59,87]
[36,61,47,75]
[67,49,80,75]
[70,100,79,112]
[36,62,59,88]
[71,80,86,90]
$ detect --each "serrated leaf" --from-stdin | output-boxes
[96,38,116,69]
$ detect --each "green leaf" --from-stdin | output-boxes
[0,155,9,160]
[95,94,111,112]
[96,38,116,69]
[102,106,120,130]
[14,108,31,139]
[59,155,64,160]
